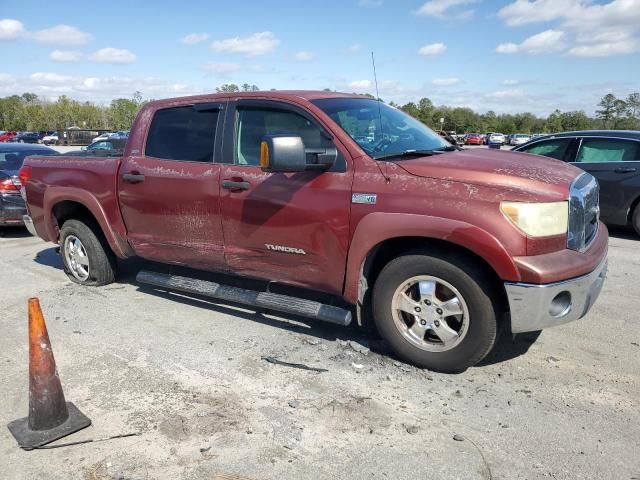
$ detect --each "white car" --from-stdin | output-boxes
[91,132,115,143]
[41,133,58,145]
[510,134,531,146]
[487,133,506,145]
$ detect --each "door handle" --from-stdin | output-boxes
[222,180,250,191]
[614,167,636,174]
[122,173,145,183]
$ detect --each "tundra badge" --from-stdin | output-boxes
[265,244,307,255]
[352,193,377,204]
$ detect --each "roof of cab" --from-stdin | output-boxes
[145,90,365,109]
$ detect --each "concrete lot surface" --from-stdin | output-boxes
[1,228,639,480]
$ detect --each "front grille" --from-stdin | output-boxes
[568,173,599,251]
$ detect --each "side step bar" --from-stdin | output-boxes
[136,271,352,327]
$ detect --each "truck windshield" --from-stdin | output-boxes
[311,97,450,159]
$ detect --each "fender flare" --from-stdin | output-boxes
[43,186,130,258]
[343,212,520,304]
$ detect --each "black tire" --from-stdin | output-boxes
[59,218,116,286]
[632,204,640,237]
[372,250,499,373]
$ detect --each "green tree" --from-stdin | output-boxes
[596,93,617,128]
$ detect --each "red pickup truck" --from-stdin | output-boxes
[20,91,608,372]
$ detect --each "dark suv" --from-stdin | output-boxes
[514,130,640,235]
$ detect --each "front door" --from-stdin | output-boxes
[219,100,353,295]
[118,102,227,269]
[572,137,640,225]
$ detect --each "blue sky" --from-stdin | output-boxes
[1,0,639,115]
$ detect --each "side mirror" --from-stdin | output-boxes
[260,135,337,173]
[81,146,87,151]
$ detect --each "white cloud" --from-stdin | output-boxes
[503,79,520,85]
[358,0,383,7]
[180,32,209,45]
[498,0,582,27]
[0,72,201,102]
[432,77,461,86]
[418,42,447,56]
[89,48,136,64]
[294,51,314,61]
[569,39,639,56]
[496,29,566,54]
[201,62,242,75]
[32,25,91,45]
[486,88,526,99]
[415,0,479,19]
[211,31,280,56]
[346,43,362,54]
[349,80,372,89]
[498,0,640,57]
[0,19,25,40]
[49,49,83,62]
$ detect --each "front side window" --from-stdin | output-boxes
[576,138,639,163]
[311,97,450,159]
[235,108,329,166]
[146,106,219,162]
[520,138,573,161]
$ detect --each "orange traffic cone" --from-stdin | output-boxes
[7,298,91,449]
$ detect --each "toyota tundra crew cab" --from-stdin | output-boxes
[20,91,608,372]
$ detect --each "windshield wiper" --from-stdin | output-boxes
[434,145,460,152]
[373,149,439,161]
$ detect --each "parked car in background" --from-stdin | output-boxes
[82,137,128,152]
[514,130,640,235]
[10,132,40,144]
[41,132,59,145]
[0,144,58,227]
[510,134,531,146]
[0,131,17,143]
[487,133,506,145]
[464,133,483,145]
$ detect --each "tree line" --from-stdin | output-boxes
[1,84,638,134]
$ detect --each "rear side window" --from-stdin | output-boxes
[146,106,219,162]
[576,138,639,163]
[520,138,573,161]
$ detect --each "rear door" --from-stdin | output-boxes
[572,137,640,224]
[218,99,353,295]
[117,101,227,269]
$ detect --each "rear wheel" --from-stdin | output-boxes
[60,219,116,286]
[372,250,499,373]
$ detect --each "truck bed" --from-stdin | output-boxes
[23,154,124,244]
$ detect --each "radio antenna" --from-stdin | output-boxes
[371,51,384,138]
[371,51,380,101]
[371,51,390,183]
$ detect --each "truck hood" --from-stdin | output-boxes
[394,148,581,199]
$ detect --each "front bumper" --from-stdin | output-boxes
[22,214,37,236]
[505,254,608,334]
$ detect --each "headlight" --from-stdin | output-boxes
[500,201,568,237]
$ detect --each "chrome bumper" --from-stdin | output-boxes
[22,215,37,236]
[505,255,608,334]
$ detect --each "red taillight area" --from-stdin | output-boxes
[0,177,20,194]
[18,165,32,188]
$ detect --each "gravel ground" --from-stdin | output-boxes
[0,227,638,480]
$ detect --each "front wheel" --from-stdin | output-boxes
[372,251,499,373]
[632,204,640,237]
[60,219,116,286]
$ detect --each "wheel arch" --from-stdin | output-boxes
[343,213,519,316]
[45,188,130,258]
